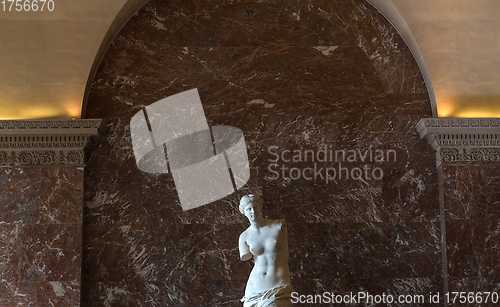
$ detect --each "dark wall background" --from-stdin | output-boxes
[83,0,440,306]
[0,166,82,306]
[442,164,500,304]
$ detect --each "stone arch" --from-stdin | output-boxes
[367,0,436,116]
[82,0,436,117]
[81,0,150,118]
[81,1,440,305]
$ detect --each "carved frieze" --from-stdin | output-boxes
[0,119,102,166]
[416,118,500,165]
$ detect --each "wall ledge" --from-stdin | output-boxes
[416,118,500,165]
[0,119,102,166]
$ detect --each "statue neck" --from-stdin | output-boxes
[250,217,267,228]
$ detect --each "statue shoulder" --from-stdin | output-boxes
[272,219,287,230]
[239,227,251,241]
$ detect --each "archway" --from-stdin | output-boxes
[82,0,440,305]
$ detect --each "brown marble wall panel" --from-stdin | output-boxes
[85,0,428,120]
[0,282,36,306]
[83,116,440,306]
[83,0,440,306]
[442,164,500,306]
[301,0,427,95]
[0,166,83,306]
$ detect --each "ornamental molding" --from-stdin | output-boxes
[0,119,102,166]
[416,118,500,165]
[0,119,102,131]
[440,148,500,164]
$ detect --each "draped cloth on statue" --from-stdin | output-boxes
[241,284,294,307]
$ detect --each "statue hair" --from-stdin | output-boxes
[239,194,262,214]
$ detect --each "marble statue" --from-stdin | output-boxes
[238,194,294,307]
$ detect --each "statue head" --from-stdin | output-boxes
[239,195,263,223]
[239,194,262,213]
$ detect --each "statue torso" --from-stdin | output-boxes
[241,219,291,296]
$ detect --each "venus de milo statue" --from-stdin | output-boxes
[238,194,294,307]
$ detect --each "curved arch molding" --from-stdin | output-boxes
[81,0,435,118]
[367,0,436,117]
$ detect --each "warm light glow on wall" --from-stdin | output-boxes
[455,110,500,118]
[437,96,500,118]
[65,102,83,118]
[436,101,454,118]
[0,105,79,120]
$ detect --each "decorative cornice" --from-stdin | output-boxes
[416,118,500,165]
[0,119,102,131]
[0,119,102,166]
[440,148,500,164]
[417,118,500,129]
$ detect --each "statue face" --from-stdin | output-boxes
[243,200,262,222]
